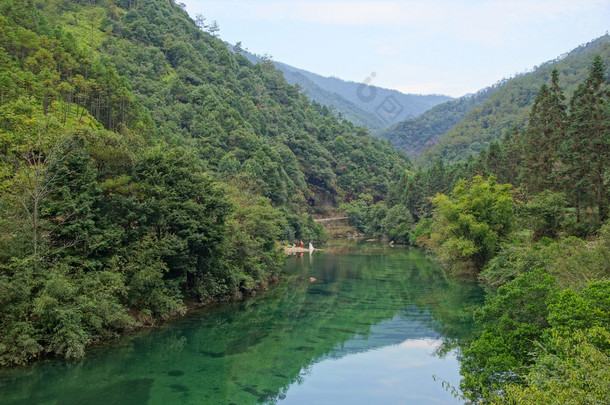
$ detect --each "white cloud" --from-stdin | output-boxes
[183,0,610,96]
[196,0,607,47]
[201,1,599,26]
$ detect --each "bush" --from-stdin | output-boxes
[497,327,610,405]
[461,275,610,403]
[519,190,567,240]
[409,217,434,247]
[481,232,610,289]
[431,176,514,272]
[381,204,413,244]
[460,269,557,401]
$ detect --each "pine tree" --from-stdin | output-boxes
[562,55,610,224]
[522,69,567,195]
[500,127,525,186]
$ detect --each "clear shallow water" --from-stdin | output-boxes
[0,241,485,404]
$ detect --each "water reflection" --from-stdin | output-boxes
[0,241,484,405]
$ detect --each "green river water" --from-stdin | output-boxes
[0,241,485,404]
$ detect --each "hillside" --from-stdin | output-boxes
[278,63,453,130]
[420,34,610,164]
[230,47,452,131]
[275,62,386,130]
[375,85,498,158]
[0,0,411,364]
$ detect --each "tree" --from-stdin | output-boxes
[519,190,567,240]
[381,204,413,243]
[431,176,514,272]
[561,56,610,224]
[522,69,566,195]
[0,117,73,259]
[500,127,524,186]
[194,13,207,31]
[207,20,219,37]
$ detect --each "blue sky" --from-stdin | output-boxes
[180,0,610,97]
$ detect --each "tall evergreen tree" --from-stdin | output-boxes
[562,55,610,224]
[523,69,567,195]
[501,127,525,186]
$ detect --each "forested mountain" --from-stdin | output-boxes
[375,85,498,158]
[0,0,411,364]
[274,62,453,131]
[275,62,386,130]
[229,47,452,131]
[419,34,610,164]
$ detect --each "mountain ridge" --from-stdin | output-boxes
[419,34,610,164]
[228,45,452,131]
[374,34,610,163]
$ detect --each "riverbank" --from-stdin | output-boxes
[284,246,312,253]
[0,265,284,368]
[0,240,482,405]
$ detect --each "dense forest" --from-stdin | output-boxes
[352,58,610,403]
[0,0,411,365]
[230,48,389,130]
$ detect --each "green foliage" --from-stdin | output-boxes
[460,269,557,401]
[0,256,132,365]
[339,198,413,243]
[380,204,413,243]
[481,226,610,289]
[431,176,514,271]
[461,270,610,403]
[496,327,610,405]
[225,186,286,292]
[0,0,413,365]
[364,202,388,238]
[339,200,368,233]
[112,234,186,319]
[409,217,434,247]
[519,190,567,240]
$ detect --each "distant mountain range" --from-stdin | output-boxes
[229,45,452,131]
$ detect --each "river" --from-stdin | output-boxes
[0,240,485,404]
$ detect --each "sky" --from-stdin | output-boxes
[179,0,610,97]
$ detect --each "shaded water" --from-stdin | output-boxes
[0,241,485,404]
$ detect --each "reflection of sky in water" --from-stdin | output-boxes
[327,308,442,359]
[278,310,461,405]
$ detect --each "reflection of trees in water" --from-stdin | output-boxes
[0,244,484,405]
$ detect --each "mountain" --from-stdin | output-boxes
[275,62,386,130]
[276,63,453,131]
[375,85,499,159]
[419,34,610,164]
[229,46,452,131]
[0,0,412,364]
